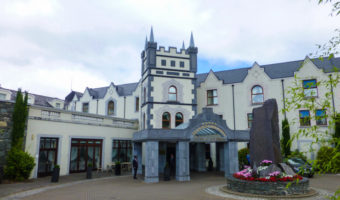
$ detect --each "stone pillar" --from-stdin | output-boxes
[144,141,159,183]
[224,142,239,177]
[195,143,206,172]
[133,142,142,175]
[176,141,190,181]
[219,143,225,172]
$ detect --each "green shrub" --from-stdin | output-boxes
[281,118,291,157]
[4,148,35,181]
[238,147,249,169]
[316,146,340,173]
[287,149,307,161]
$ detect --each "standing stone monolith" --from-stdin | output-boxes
[250,99,282,167]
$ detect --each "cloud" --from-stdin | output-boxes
[0,0,338,99]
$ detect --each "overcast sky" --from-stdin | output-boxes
[0,0,338,99]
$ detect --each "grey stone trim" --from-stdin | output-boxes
[142,74,196,82]
[105,97,117,116]
[166,72,180,76]
[156,70,163,74]
[157,46,190,55]
[146,76,154,129]
[195,143,206,172]
[154,67,192,73]
[161,79,184,103]
[191,79,197,115]
[153,105,191,129]
[187,47,198,73]
[143,102,196,106]
[182,73,190,76]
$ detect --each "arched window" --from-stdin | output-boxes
[251,85,264,104]
[108,100,115,115]
[175,112,183,127]
[168,86,177,101]
[162,112,171,129]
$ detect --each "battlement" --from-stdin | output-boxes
[157,46,189,57]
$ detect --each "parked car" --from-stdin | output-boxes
[286,157,314,178]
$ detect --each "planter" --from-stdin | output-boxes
[115,164,121,175]
[51,167,60,182]
[86,166,92,179]
[164,167,170,181]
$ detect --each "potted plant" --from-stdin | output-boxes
[51,165,60,182]
[163,163,170,181]
[87,163,93,179]
[115,161,121,175]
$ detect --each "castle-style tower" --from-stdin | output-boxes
[140,28,198,130]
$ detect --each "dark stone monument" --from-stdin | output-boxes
[250,99,282,167]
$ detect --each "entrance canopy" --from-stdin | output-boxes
[133,108,249,142]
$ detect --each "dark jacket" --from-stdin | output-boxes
[133,159,138,169]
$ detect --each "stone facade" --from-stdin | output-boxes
[0,101,14,166]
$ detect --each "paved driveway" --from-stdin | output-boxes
[6,172,340,200]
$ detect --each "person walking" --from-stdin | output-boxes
[133,155,138,179]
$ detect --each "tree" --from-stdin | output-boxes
[281,118,291,157]
[11,89,28,149]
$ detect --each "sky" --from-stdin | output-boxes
[0,0,338,99]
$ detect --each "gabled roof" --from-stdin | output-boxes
[196,57,340,86]
[65,90,83,103]
[0,86,63,107]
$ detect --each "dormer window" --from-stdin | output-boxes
[168,86,177,101]
[56,103,61,109]
[251,85,264,104]
[108,100,115,115]
[82,103,89,113]
[303,79,318,97]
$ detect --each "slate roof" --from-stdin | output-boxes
[196,57,340,86]
[0,86,63,107]
[66,82,139,100]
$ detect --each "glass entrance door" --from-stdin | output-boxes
[69,139,102,173]
[38,137,59,177]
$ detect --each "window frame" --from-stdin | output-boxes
[170,60,176,67]
[175,112,184,127]
[247,113,253,128]
[316,109,327,126]
[162,112,171,129]
[207,89,218,106]
[168,86,177,101]
[303,79,318,98]
[180,61,185,68]
[107,100,115,115]
[161,59,166,66]
[251,85,264,105]
[82,102,89,113]
[299,110,311,127]
[135,97,139,112]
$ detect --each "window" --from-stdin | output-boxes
[303,79,318,97]
[207,89,218,105]
[112,140,132,163]
[162,112,171,129]
[251,85,264,104]
[0,93,6,100]
[175,112,183,127]
[82,103,89,113]
[168,86,177,101]
[180,61,184,68]
[143,87,146,103]
[161,60,166,66]
[71,102,76,111]
[143,113,146,130]
[219,115,223,119]
[316,109,327,125]
[171,60,176,67]
[107,101,114,115]
[247,113,253,128]
[56,103,61,109]
[299,110,311,126]
[135,97,139,112]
